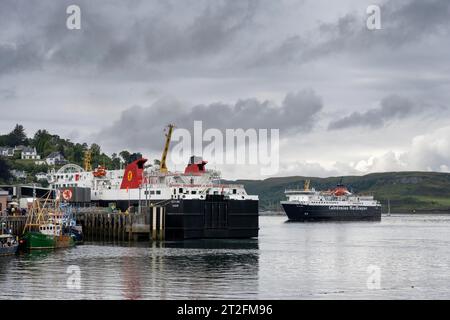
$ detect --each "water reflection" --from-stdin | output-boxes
[0,239,259,299]
[117,239,260,299]
[3,215,450,299]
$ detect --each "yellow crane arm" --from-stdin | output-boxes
[304,179,310,191]
[84,150,92,171]
[160,124,175,173]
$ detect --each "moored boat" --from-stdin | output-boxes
[20,195,76,250]
[0,234,19,256]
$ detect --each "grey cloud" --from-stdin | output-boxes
[0,42,43,75]
[327,95,441,130]
[2,0,449,79]
[95,89,323,152]
[251,0,450,67]
[0,88,16,100]
[0,0,259,78]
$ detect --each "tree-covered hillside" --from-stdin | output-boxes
[0,124,142,184]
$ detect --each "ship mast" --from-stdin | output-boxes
[160,124,175,173]
[304,179,310,191]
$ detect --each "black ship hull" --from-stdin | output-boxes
[165,196,259,240]
[95,196,259,240]
[282,203,381,221]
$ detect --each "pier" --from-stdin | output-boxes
[75,207,166,241]
[1,206,166,241]
[1,215,27,236]
[2,196,258,241]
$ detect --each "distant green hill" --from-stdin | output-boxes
[233,172,450,213]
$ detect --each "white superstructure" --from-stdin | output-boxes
[48,157,257,204]
[283,184,380,208]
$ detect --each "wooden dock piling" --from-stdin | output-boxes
[1,215,27,235]
[75,206,166,242]
[0,206,166,242]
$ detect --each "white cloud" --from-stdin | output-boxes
[347,126,450,174]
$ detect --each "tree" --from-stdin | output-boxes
[129,152,143,163]
[90,143,101,156]
[72,143,86,165]
[0,158,12,183]
[32,129,55,157]
[90,143,102,167]
[119,150,131,164]
[6,124,27,146]
[38,179,49,188]
[111,153,122,169]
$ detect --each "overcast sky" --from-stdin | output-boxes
[1,0,450,179]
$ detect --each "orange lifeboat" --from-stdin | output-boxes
[93,165,107,177]
[332,184,351,196]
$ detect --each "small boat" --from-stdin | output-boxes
[20,193,76,250]
[0,234,19,256]
[60,203,83,244]
[69,225,83,243]
[21,223,75,250]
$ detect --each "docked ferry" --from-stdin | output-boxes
[281,180,381,221]
[47,125,259,239]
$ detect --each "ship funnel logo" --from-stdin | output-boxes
[62,189,73,201]
[127,171,133,181]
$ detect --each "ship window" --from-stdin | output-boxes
[150,190,155,195]
[233,189,237,194]
[191,191,197,194]
[173,189,176,194]
[179,188,183,193]
[156,190,161,195]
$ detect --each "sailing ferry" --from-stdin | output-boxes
[281,180,382,221]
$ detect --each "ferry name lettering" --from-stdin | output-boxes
[329,206,368,211]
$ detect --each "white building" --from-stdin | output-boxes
[21,147,41,160]
[0,147,14,157]
[11,170,27,179]
[35,172,49,181]
[46,152,66,166]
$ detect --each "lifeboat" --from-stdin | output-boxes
[93,165,107,177]
[332,184,351,196]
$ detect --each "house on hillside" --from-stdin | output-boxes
[35,172,49,181]
[46,152,67,166]
[0,147,14,157]
[11,170,26,179]
[14,145,26,152]
[21,147,41,160]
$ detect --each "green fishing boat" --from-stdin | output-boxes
[21,226,74,249]
[20,194,75,250]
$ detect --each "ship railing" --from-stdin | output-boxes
[169,183,245,189]
[285,189,315,194]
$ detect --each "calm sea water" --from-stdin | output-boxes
[1,214,450,299]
